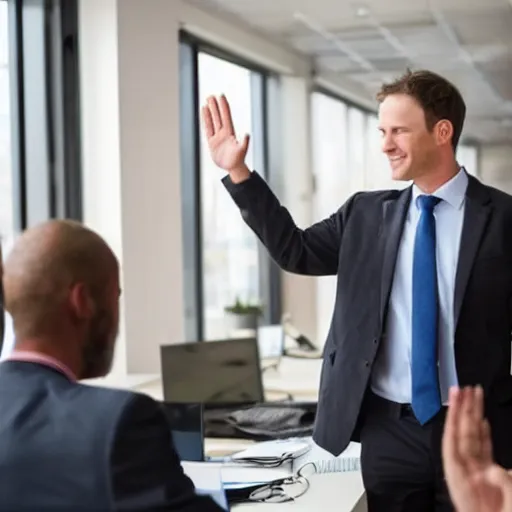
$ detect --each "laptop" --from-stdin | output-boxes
[160,402,204,462]
[160,337,265,406]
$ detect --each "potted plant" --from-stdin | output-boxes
[224,297,263,332]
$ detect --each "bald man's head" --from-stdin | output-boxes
[4,220,120,379]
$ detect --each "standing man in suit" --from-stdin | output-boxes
[0,220,225,511]
[201,69,512,511]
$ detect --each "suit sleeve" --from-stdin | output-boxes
[110,393,225,511]
[222,171,357,276]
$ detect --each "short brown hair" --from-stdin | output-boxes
[376,69,466,150]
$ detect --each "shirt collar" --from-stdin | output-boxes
[5,350,77,381]
[412,167,468,210]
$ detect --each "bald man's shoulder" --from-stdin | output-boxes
[76,384,223,510]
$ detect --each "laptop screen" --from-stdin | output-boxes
[161,402,204,462]
[160,338,264,405]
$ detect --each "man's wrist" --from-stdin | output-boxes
[228,165,251,184]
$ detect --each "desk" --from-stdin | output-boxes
[206,438,254,457]
[87,358,367,511]
[232,471,366,512]
[84,373,160,390]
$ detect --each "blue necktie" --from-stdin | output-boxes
[412,195,442,425]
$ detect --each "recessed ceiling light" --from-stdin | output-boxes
[351,2,370,17]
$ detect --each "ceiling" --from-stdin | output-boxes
[184,0,512,144]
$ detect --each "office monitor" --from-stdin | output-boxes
[160,338,264,405]
[160,402,204,462]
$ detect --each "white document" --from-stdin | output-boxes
[293,438,361,474]
[231,438,310,463]
[221,464,291,487]
[181,461,228,510]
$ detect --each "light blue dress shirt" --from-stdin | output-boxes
[371,168,468,405]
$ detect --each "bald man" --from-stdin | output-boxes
[0,220,225,511]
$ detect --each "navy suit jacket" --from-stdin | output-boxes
[0,361,224,511]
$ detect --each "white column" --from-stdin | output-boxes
[279,76,318,343]
[79,0,184,379]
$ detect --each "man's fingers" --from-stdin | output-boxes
[207,96,223,131]
[240,134,250,155]
[480,419,494,465]
[459,387,482,463]
[443,387,462,462]
[474,385,484,423]
[219,95,235,136]
[202,106,214,138]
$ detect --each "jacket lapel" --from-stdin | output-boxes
[453,175,492,328]
[379,187,412,329]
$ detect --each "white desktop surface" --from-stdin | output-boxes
[83,373,160,390]
[81,357,366,511]
[232,471,366,512]
[82,366,368,511]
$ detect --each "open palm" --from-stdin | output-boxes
[202,95,250,172]
[443,386,510,512]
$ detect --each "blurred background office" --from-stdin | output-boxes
[0,0,510,384]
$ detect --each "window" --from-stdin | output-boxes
[0,0,15,250]
[311,91,408,343]
[366,114,389,190]
[180,34,278,342]
[311,92,349,215]
[310,92,349,345]
[0,0,14,360]
[347,107,367,193]
[197,52,265,340]
[5,0,82,230]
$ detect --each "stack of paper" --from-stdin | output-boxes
[222,438,310,491]
[292,438,361,474]
[230,438,311,467]
[221,464,291,489]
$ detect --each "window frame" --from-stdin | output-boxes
[179,30,281,342]
[5,0,25,231]
[7,0,82,231]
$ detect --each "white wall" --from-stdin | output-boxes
[479,144,512,194]
[79,0,126,376]
[80,0,183,376]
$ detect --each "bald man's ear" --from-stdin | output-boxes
[69,282,95,320]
